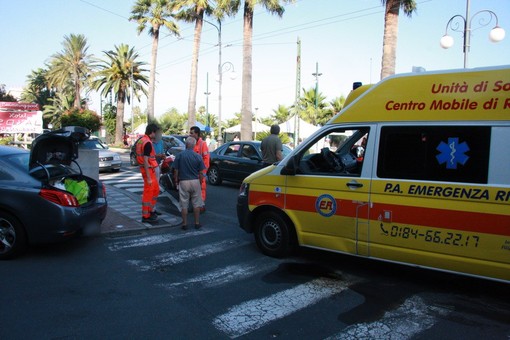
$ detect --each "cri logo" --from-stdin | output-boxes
[315,194,337,217]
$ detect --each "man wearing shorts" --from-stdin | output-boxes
[172,136,206,230]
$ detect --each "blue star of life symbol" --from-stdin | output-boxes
[436,137,470,169]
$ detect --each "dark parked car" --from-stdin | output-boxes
[0,126,108,259]
[130,135,185,166]
[207,141,292,186]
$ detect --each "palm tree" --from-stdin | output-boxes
[173,0,214,129]
[130,0,180,122]
[297,87,327,126]
[326,96,345,116]
[20,68,56,108]
[92,44,149,145]
[47,34,94,109]
[380,0,417,79]
[239,0,294,141]
[42,92,75,129]
[271,104,291,124]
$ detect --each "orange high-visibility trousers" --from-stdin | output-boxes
[141,167,159,218]
[200,171,207,202]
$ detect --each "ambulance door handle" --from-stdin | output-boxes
[346,181,363,188]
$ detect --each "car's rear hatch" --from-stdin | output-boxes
[29,126,102,205]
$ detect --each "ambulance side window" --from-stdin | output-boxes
[297,127,369,176]
[377,125,490,184]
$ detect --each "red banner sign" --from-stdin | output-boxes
[0,102,40,111]
[0,111,43,133]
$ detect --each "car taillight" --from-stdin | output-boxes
[101,182,107,198]
[39,188,79,207]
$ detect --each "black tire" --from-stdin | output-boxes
[130,152,138,166]
[254,211,293,258]
[207,165,222,186]
[0,212,27,260]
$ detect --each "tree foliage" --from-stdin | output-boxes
[158,107,187,134]
[60,108,101,132]
[0,84,16,102]
[46,34,95,108]
[130,0,180,121]
[20,68,55,107]
[92,44,149,145]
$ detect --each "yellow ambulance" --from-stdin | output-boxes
[237,65,510,283]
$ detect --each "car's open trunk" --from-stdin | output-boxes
[29,126,100,206]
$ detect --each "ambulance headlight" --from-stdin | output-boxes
[239,182,249,197]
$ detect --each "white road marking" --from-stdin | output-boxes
[213,277,351,338]
[112,181,144,188]
[326,295,450,340]
[159,258,277,292]
[107,229,213,251]
[128,239,250,271]
[126,187,143,193]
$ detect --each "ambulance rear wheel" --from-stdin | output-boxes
[254,211,293,258]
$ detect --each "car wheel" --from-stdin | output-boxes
[130,153,138,166]
[208,166,222,186]
[254,211,294,258]
[0,212,27,260]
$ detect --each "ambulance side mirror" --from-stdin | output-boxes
[281,155,297,175]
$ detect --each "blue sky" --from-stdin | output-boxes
[1,0,509,123]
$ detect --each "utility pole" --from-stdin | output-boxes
[293,37,301,146]
[205,72,211,132]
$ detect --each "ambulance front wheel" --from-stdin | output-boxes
[254,211,294,258]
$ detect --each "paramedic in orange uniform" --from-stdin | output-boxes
[189,126,209,212]
[136,123,161,223]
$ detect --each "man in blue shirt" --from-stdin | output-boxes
[172,136,206,230]
[152,129,165,214]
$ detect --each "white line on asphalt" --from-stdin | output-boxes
[212,277,351,338]
[128,239,251,271]
[325,295,450,340]
[102,177,142,184]
[100,173,141,180]
[113,181,144,188]
[126,188,143,193]
[107,229,213,251]
[159,258,280,294]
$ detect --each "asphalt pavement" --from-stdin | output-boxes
[100,147,182,235]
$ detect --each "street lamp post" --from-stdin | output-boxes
[218,61,236,145]
[203,18,236,145]
[440,0,505,68]
[130,65,134,136]
[312,62,322,109]
[204,72,211,134]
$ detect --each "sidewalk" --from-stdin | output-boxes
[101,146,182,235]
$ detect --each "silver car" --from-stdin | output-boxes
[79,136,122,172]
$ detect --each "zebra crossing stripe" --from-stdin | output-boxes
[213,277,350,338]
[107,229,213,251]
[128,239,251,271]
[113,182,144,188]
[159,258,277,292]
[326,295,449,340]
